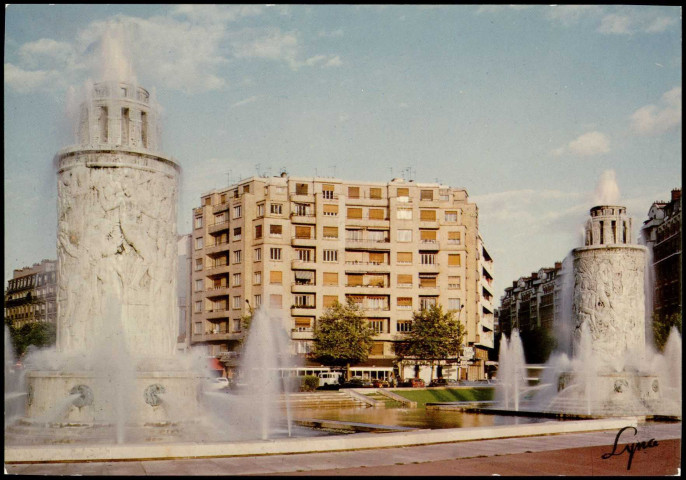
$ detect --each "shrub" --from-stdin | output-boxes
[301,375,320,392]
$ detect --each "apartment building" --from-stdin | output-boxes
[4,259,58,329]
[641,188,682,321]
[190,174,492,380]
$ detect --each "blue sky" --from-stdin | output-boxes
[4,5,682,301]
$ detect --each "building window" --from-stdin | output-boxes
[323,295,338,308]
[397,229,412,242]
[270,224,283,237]
[270,294,283,309]
[369,187,382,199]
[323,272,338,286]
[397,187,410,202]
[232,273,241,286]
[322,184,335,199]
[420,189,434,201]
[294,294,315,308]
[445,211,458,222]
[348,186,360,199]
[323,226,338,239]
[323,249,338,262]
[195,258,203,271]
[448,254,461,267]
[368,319,384,333]
[194,322,203,334]
[232,296,242,309]
[420,230,437,244]
[255,224,263,239]
[369,208,385,220]
[397,274,412,287]
[420,253,436,265]
[233,250,242,264]
[397,320,412,332]
[270,270,283,284]
[295,183,309,195]
[233,205,242,219]
[233,318,242,332]
[397,297,412,310]
[397,208,413,220]
[448,298,462,312]
[420,297,437,310]
[195,237,204,249]
[323,204,338,216]
[347,207,363,219]
[296,248,313,262]
[195,216,203,229]
[270,248,282,260]
[195,279,203,292]
[270,203,283,215]
[194,301,202,313]
[254,294,262,308]
[419,275,437,288]
[233,227,242,241]
[253,271,262,285]
[397,252,412,264]
[257,203,265,217]
[420,209,437,221]
[448,276,461,289]
[448,231,461,244]
[294,203,309,216]
[295,225,312,239]
[214,212,227,224]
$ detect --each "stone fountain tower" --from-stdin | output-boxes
[23,81,203,428]
[571,205,646,367]
[55,81,179,357]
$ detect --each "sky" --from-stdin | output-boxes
[4,4,682,302]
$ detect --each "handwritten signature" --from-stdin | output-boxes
[601,426,659,470]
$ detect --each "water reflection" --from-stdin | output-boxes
[291,407,546,429]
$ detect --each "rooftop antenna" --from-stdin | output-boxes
[226,170,231,187]
[255,163,261,177]
[332,165,337,178]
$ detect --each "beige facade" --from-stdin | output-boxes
[189,175,492,378]
[4,259,58,329]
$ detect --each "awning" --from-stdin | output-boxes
[209,357,224,371]
[294,270,314,281]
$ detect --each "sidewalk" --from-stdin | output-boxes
[5,421,680,476]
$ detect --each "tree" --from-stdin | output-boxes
[653,312,682,352]
[519,327,557,364]
[6,321,56,359]
[399,304,465,382]
[312,299,375,380]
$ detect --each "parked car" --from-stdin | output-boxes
[317,371,342,387]
[399,378,427,388]
[207,377,231,391]
[428,378,459,387]
[372,379,389,388]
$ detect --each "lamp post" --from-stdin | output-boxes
[456,304,464,381]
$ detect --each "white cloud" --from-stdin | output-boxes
[598,10,679,35]
[630,87,681,136]
[4,63,63,93]
[598,14,633,34]
[554,131,611,157]
[324,55,342,68]
[546,5,602,26]
[231,95,259,108]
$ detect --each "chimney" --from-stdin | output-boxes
[671,188,681,202]
[554,262,562,270]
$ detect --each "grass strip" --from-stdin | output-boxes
[389,388,494,408]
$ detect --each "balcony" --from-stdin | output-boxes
[344,261,389,273]
[191,331,243,343]
[290,213,316,224]
[290,329,315,340]
[291,305,317,316]
[291,283,316,293]
[290,192,315,203]
[345,195,386,206]
[206,263,230,275]
[212,202,229,214]
[417,263,440,273]
[345,216,390,228]
[205,308,230,320]
[344,284,390,295]
[344,238,391,250]
[419,240,440,250]
[205,286,230,298]
[291,236,317,247]
[208,221,230,234]
[205,241,230,255]
[291,259,317,269]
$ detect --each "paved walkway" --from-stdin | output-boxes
[5,421,680,476]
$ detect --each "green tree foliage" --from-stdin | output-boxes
[313,299,375,378]
[6,321,56,358]
[652,312,682,352]
[519,327,556,364]
[398,304,465,381]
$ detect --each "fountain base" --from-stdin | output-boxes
[547,371,662,416]
[25,369,204,425]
